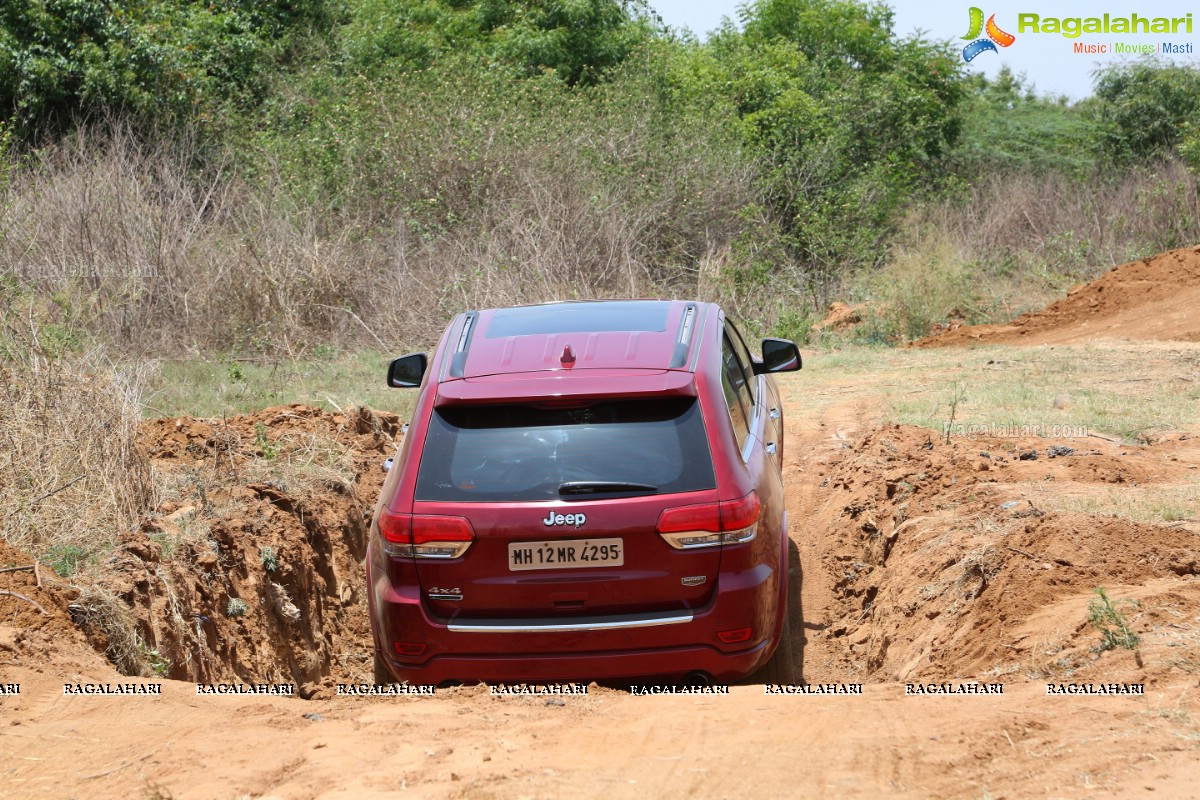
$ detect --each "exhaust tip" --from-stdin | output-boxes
[683,671,712,688]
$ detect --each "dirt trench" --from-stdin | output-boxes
[784,419,1200,687]
[67,405,399,695]
[11,402,1198,698]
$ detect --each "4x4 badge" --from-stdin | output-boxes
[543,511,587,528]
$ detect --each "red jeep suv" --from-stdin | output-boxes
[367,300,801,686]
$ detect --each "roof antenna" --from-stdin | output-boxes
[560,344,577,367]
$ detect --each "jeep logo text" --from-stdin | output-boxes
[543,511,587,528]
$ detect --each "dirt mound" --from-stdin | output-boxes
[0,539,106,672]
[801,424,1200,684]
[73,404,402,693]
[813,301,865,333]
[915,245,1200,346]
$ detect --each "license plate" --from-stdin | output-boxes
[508,538,624,571]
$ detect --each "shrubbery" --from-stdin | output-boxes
[2,1,1200,351]
[0,0,333,141]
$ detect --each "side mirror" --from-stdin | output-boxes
[387,353,427,388]
[754,338,801,374]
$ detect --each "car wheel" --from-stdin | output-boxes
[373,649,393,686]
[753,601,796,685]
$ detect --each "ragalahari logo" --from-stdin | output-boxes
[961,8,1016,62]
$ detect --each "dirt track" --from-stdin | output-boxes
[3,252,1200,799]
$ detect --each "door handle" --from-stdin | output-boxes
[769,408,780,420]
[765,442,777,456]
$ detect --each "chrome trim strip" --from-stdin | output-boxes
[741,409,759,464]
[661,539,721,551]
[741,373,766,463]
[448,612,693,633]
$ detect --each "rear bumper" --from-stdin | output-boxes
[368,545,782,686]
[376,640,770,685]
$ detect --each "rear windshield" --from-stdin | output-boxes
[415,398,716,502]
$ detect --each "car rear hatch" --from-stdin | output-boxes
[401,396,721,621]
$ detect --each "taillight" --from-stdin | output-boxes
[720,492,760,532]
[657,492,760,549]
[378,508,474,559]
[657,502,721,534]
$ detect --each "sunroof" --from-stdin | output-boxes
[484,301,670,339]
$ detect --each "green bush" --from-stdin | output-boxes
[1090,60,1200,163]
[338,0,656,84]
[954,68,1098,177]
[16,0,1200,357]
[1087,587,1140,652]
[853,235,984,343]
[0,0,332,142]
[664,0,966,304]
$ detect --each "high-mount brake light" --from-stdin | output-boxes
[657,492,760,549]
[377,508,474,559]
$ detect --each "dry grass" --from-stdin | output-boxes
[73,583,150,676]
[833,160,1200,344]
[774,340,1200,441]
[247,428,357,496]
[1019,483,1200,525]
[0,320,369,676]
[921,161,1200,299]
[5,124,1199,355]
[1,126,409,351]
[152,422,359,506]
[0,331,154,576]
[0,117,756,356]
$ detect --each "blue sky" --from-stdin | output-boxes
[648,0,1200,99]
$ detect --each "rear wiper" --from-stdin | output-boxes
[558,481,657,496]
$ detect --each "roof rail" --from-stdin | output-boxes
[448,311,479,378]
[669,302,699,369]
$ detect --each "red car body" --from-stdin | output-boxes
[367,300,801,686]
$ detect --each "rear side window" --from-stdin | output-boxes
[724,321,757,405]
[415,398,716,502]
[721,334,752,449]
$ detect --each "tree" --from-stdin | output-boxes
[954,67,1096,176]
[340,0,656,85]
[0,0,331,141]
[1091,60,1200,163]
[671,0,965,300]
